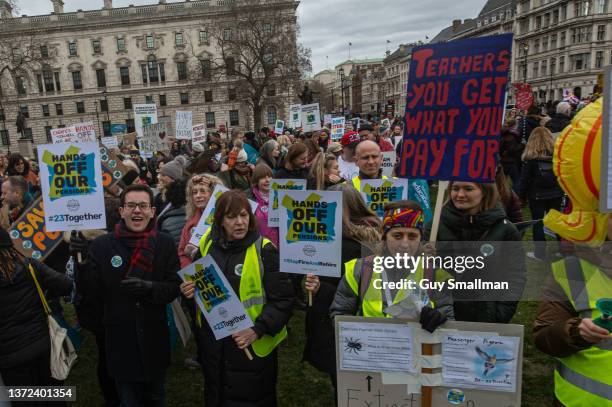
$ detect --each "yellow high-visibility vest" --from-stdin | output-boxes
[351,175,389,192]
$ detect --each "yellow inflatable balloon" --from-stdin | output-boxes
[544,97,610,246]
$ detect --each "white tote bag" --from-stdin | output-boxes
[29,265,78,380]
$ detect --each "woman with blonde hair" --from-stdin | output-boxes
[302,183,381,390]
[518,126,564,260]
[307,152,344,190]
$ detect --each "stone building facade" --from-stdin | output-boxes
[0,0,299,150]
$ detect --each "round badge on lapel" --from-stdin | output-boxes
[261,205,268,213]
[111,255,123,268]
[234,264,243,276]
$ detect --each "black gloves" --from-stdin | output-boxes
[69,231,89,262]
[419,306,447,333]
[120,277,153,296]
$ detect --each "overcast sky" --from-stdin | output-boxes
[18,0,486,74]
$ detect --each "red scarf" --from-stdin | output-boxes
[114,219,157,278]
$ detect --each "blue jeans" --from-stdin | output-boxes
[115,375,165,407]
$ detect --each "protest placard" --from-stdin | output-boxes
[37,142,106,231]
[335,316,524,407]
[141,122,168,157]
[51,122,97,144]
[111,124,127,135]
[99,145,131,196]
[514,83,533,111]
[324,114,332,126]
[301,103,322,132]
[8,197,63,261]
[175,111,193,140]
[189,185,259,247]
[408,179,433,223]
[360,178,408,218]
[178,256,253,340]
[267,179,307,227]
[274,119,285,135]
[133,104,158,138]
[101,135,118,149]
[381,151,396,177]
[289,104,302,128]
[398,34,513,182]
[192,124,206,144]
[331,117,345,141]
[278,190,342,277]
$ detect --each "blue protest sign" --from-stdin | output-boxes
[398,34,513,182]
[111,124,127,135]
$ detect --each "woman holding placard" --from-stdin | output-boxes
[179,190,294,407]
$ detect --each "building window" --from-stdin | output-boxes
[267,106,277,124]
[553,9,559,23]
[532,61,539,78]
[550,34,557,49]
[535,15,541,29]
[54,72,61,91]
[0,129,8,146]
[225,57,235,75]
[145,95,153,104]
[68,41,77,56]
[175,33,183,46]
[148,61,159,83]
[96,69,106,88]
[229,110,239,126]
[141,60,164,84]
[45,126,53,142]
[20,106,29,119]
[597,24,606,40]
[102,121,111,136]
[42,104,49,117]
[559,56,565,72]
[126,119,135,133]
[596,51,604,68]
[223,28,232,41]
[23,128,32,140]
[56,103,63,115]
[560,31,566,46]
[16,77,26,95]
[542,36,548,51]
[124,98,132,110]
[561,4,567,20]
[40,45,48,58]
[200,59,211,79]
[572,26,592,43]
[204,90,213,102]
[263,23,272,34]
[575,1,591,16]
[76,101,85,113]
[228,88,236,101]
[159,94,167,106]
[199,30,208,43]
[120,67,130,85]
[36,75,43,93]
[92,39,102,54]
[550,58,556,74]
[533,38,539,53]
[180,92,189,105]
[206,112,216,129]
[544,13,550,27]
[117,37,126,52]
[177,62,187,81]
[146,35,154,49]
[598,0,607,13]
[570,53,590,70]
[0,109,5,122]
[43,70,54,92]
[72,71,82,90]
[100,99,108,112]
[541,60,547,76]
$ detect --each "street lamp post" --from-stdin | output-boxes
[339,67,345,116]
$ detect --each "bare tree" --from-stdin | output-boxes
[187,1,311,130]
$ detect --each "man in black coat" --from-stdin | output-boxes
[76,184,180,407]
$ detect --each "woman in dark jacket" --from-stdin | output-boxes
[180,190,294,407]
[518,127,564,260]
[499,127,523,192]
[545,101,572,134]
[425,181,526,323]
[518,105,542,143]
[0,228,72,387]
[157,178,187,246]
[302,184,380,390]
[274,143,309,180]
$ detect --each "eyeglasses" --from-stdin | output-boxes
[124,202,151,211]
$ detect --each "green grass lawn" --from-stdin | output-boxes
[65,200,558,406]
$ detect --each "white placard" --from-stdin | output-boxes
[141,122,167,158]
[338,321,415,373]
[274,119,285,135]
[381,151,396,177]
[101,135,118,149]
[175,111,193,140]
[442,333,520,393]
[324,114,332,126]
[189,184,259,247]
[51,122,96,144]
[289,104,302,128]
[177,256,254,340]
[192,123,206,144]
[360,178,408,218]
[133,104,158,139]
[301,103,322,132]
[267,179,307,227]
[393,135,403,148]
[278,190,342,277]
[37,142,106,232]
[331,117,345,141]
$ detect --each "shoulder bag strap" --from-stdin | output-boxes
[29,264,52,316]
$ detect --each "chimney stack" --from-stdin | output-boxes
[452,19,462,32]
[0,1,13,18]
[103,0,113,9]
[51,0,64,14]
